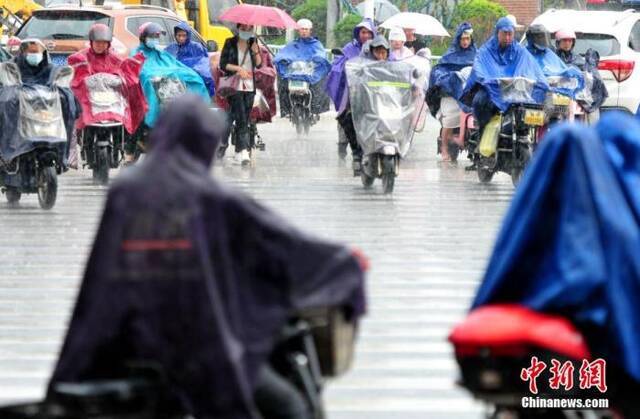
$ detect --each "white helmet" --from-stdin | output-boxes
[297,19,312,30]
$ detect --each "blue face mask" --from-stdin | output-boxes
[238,31,253,41]
[25,52,43,66]
[145,38,160,49]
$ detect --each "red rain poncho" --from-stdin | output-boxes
[68,48,148,134]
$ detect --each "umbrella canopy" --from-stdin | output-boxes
[381,12,449,37]
[355,0,399,24]
[219,4,298,29]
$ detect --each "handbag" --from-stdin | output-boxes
[217,48,250,98]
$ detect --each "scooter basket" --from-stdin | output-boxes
[299,307,356,377]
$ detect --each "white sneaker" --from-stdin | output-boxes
[240,149,251,166]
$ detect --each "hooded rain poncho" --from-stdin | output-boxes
[133,43,210,127]
[165,22,215,97]
[472,112,640,383]
[525,38,584,99]
[68,47,147,134]
[49,95,367,419]
[462,18,549,112]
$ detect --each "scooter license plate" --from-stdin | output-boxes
[524,109,545,126]
[552,94,571,106]
[289,80,308,90]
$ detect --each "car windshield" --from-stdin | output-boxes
[574,33,620,58]
[16,11,111,40]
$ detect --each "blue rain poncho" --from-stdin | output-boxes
[462,18,549,112]
[133,43,210,127]
[165,22,215,97]
[429,22,477,100]
[274,36,331,85]
[526,38,584,98]
[472,112,640,382]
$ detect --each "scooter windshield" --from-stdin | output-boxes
[285,61,316,78]
[575,71,595,105]
[18,85,66,140]
[346,57,419,158]
[497,77,537,105]
[85,73,126,117]
[546,75,579,91]
[152,77,187,107]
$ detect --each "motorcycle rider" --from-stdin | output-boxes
[388,27,413,61]
[274,18,331,121]
[326,18,375,163]
[462,17,548,144]
[165,22,216,97]
[68,24,147,165]
[525,24,584,120]
[12,38,79,169]
[48,95,367,419]
[427,22,476,161]
[555,28,608,123]
[134,22,210,129]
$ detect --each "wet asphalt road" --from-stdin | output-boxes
[0,113,515,418]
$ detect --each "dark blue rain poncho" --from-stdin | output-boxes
[462,18,549,112]
[0,51,79,166]
[133,43,210,127]
[274,37,331,85]
[429,22,477,101]
[165,22,215,97]
[49,95,367,419]
[579,49,608,112]
[525,38,583,98]
[325,18,376,112]
[472,112,640,383]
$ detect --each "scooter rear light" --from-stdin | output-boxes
[598,59,635,83]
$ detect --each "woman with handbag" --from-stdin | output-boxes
[219,24,263,166]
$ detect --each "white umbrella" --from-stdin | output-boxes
[355,0,400,24]
[380,12,449,37]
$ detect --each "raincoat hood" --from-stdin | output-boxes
[440,22,476,67]
[165,22,215,97]
[461,19,549,112]
[471,112,640,382]
[15,38,52,85]
[49,96,367,419]
[325,18,377,111]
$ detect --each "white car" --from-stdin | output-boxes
[532,8,640,114]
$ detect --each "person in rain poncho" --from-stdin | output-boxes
[274,18,331,118]
[388,27,413,61]
[470,112,640,412]
[555,28,608,122]
[3,38,80,169]
[327,18,375,168]
[133,22,210,129]
[165,22,216,97]
[48,95,368,419]
[403,27,426,54]
[461,17,548,133]
[426,22,476,161]
[68,24,148,164]
[524,24,583,99]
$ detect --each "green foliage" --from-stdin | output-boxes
[450,0,507,44]
[334,14,362,47]
[292,0,328,43]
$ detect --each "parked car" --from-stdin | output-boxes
[532,8,640,114]
[12,4,214,65]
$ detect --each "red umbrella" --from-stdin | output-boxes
[218,4,298,29]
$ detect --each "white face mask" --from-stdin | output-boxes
[145,38,160,49]
[26,52,43,66]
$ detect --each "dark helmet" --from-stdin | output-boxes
[88,23,112,42]
[138,22,166,43]
[526,24,550,51]
[369,35,389,53]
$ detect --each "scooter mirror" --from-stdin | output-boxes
[0,62,22,87]
[52,65,74,89]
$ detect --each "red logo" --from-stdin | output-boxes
[521,357,607,394]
